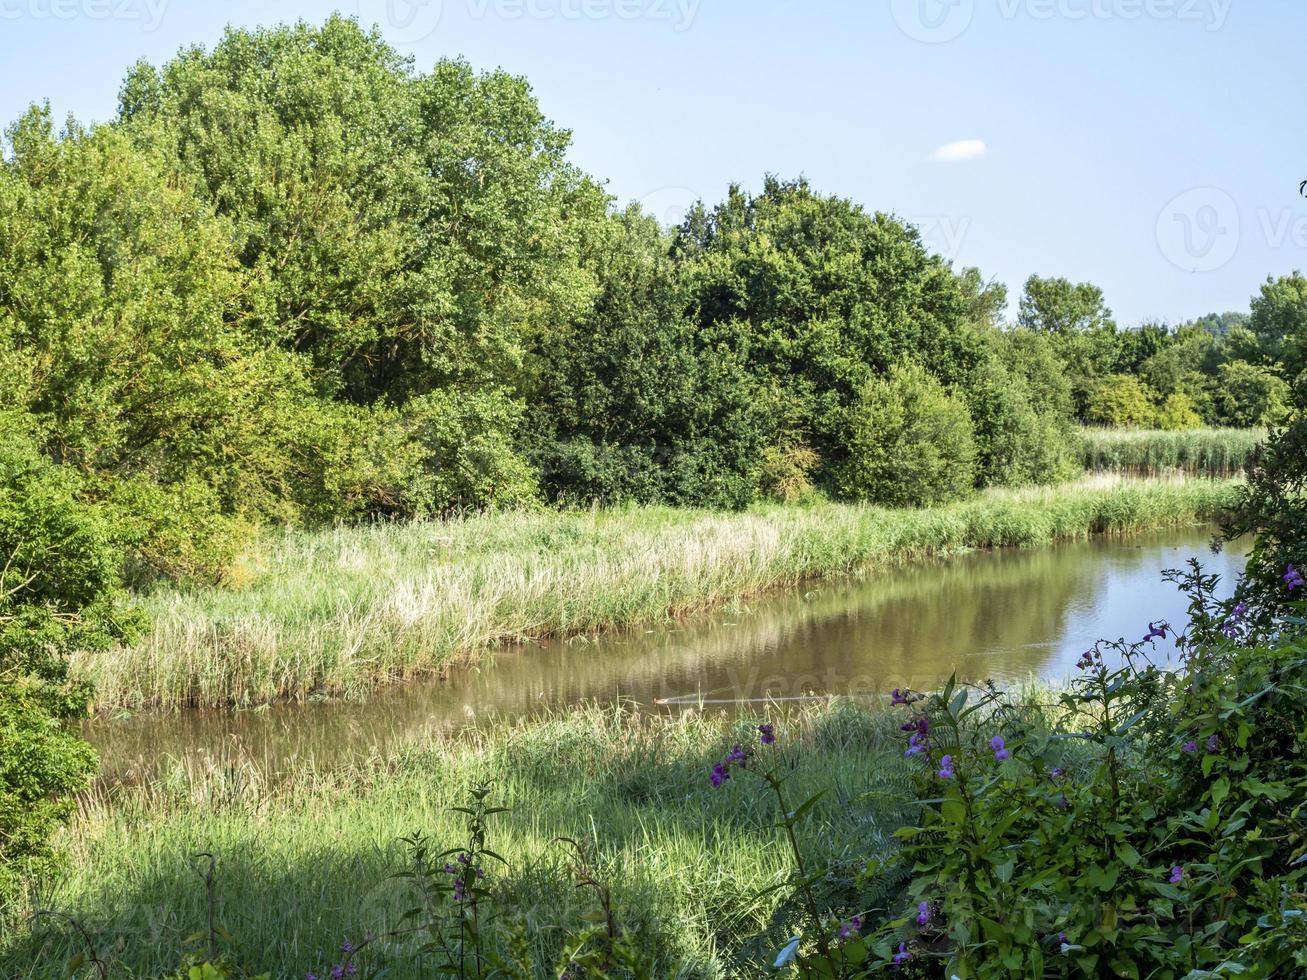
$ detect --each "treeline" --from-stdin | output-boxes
[1,16,1301,584]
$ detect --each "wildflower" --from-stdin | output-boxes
[838,915,863,941]
[1058,932,1067,943]
[442,862,457,875]
[905,733,928,758]
[710,762,730,787]
[725,744,748,766]
[892,942,913,968]
[1182,740,1198,754]
[331,968,345,980]
[890,688,911,706]
[1234,600,1249,620]
[458,852,470,865]
[453,878,466,902]
[758,723,776,746]
[1207,734,1220,753]
[1169,865,1184,885]
[341,941,355,956]
[475,866,485,880]
[1055,793,1068,810]
[990,735,1009,762]
[937,755,954,780]
[1285,564,1305,591]
[1143,622,1167,642]
[307,975,319,980]
[916,901,932,927]
[1050,767,1065,781]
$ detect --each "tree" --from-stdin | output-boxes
[1017,275,1115,335]
[1084,375,1160,428]
[836,363,977,506]
[0,419,140,907]
[675,177,980,487]
[1213,360,1290,428]
[1249,273,1307,382]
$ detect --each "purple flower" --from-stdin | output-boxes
[710,762,730,787]
[837,915,863,941]
[916,901,932,927]
[725,744,748,766]
[1055,793,1068,810]
[892,942,913,968]
[1058,931,1067,943]
[307,975,319,980]
[1050,767,1065,781]
[475,866,485,881]
[442,862,457,875]
[1207,734,1220,753]
[1169,865,1184,885]
[1143,622,1167,642]
[890,688,911,706]
[458,852,470,865]
[758,723,776,746]
[905,732,928,758]
[937,755,954,780]
[1284,565,1305,591]
[1182,740,1198,754]
[453,878,465,902]
[341,941,355,955]
[331,968,345,980]
[990,735,1009,762]
[1234,600,1249,620]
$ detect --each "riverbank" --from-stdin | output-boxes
[72,477,1238,711]
[5,702,913,978]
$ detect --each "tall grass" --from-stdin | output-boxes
[2,702,916,979]
[1078,426,1263,476]
[73,477,1238,711]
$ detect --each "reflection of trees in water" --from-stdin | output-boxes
[89,533,1221,781]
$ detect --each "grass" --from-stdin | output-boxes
[1077,426,1264,476]
[73,476,1240,711]
[2,702,918,979]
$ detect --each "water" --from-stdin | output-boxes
[85,526,1245,781]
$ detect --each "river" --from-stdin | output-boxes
[85,526,1245,781]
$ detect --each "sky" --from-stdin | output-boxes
[0,0,1303,326]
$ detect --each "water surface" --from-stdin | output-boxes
[86,527,1244,780]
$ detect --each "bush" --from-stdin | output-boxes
[1155,391,1203,430]
[0,419,139,909]
[964,355,1078,488]
[1084,374,1160,427]
[836,364,977,506]
[1212,359,1289,427]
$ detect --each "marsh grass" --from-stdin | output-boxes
[1078,426,1263,476]
[73,478,1238,710]
[4,702,917,979]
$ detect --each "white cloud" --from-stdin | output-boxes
[928,139,987,163]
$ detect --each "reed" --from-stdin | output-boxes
[3,701,917,979]
[1077,426,1263,476]
[71,477,1238,711]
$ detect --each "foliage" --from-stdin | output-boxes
[1211,360,1289,428]
[1248,272,1307,383]
[1084,374,1161,428]
[963,352,1078,488]
[1155,392,1203,431]
[0,420,138,909]
[836,363,977,506]
[1017,275,1115,335]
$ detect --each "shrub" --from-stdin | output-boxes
[1084,374,1160,427]
[0,419,139,909]
[836,364,977,506]
[1154,391,1203,430]
[1212,359,1289,427]
[964,355,1078,488]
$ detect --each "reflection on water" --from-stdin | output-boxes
[85,527,1245,780]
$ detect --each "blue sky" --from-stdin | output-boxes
[0,0,1302,325]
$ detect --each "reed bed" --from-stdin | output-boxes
[4,702,915,979]
[1077,426,1263,476]
[72,477,1238,711]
